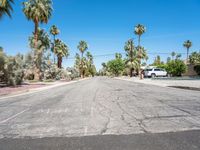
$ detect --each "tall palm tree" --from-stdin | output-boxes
[29,28,51,80]
[0,0,14,19]
[23,0,52,80]
[134,24,146,46]
[77,41,88,78]
[50,25,60,64]
[86,51,96,77]
[78,41,88,58]
[74,53,81,70]
[183,40,192,63]
[171,51,176,60]
[23,0,52,48]
[54,39,69,68]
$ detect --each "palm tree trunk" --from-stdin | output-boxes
[53,35,56,64]
[138,35,141,46]
[130,40,134,77]
[34,19,39,49]
[57,56,62,69]
[130,68,133,77]
[187,48,189,63]
[81,52,84,78]
[33,20,40,81]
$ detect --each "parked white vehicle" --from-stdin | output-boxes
[144,68,168,78]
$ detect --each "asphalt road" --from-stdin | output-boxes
[0,77,200,150]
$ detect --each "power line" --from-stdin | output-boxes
[67,52,188,60]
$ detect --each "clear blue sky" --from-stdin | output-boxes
[0,0,200,70]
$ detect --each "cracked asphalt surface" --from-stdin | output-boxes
[0,77,200,150]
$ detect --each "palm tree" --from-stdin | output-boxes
[50,25,60,64]
[74,53,81,70]
[115,53,122,59]
[134,24,146,46]
[183,40,192,63]
[0,0,14,19]
[54,39,69,68]
[23,0,52,80]
[136,46,148,79]
[29,28,51,80]
[124,39,138,77]
[23,0,52,48]
[78,41,88,58]
[77,41,88,78]
[86,51,96,77]
[171,51,176,60]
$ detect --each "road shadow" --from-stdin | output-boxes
[0,130,200,150]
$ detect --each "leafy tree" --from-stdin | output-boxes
[50,25,60,63]
[189,52,200,64]
[107,54,125,76]
[134,24,146,46]
[183,40,192,63]
[166,59,187,77]
[54,39,69,68]
[0,0,14,19]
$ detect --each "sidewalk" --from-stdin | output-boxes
[116,76,200,88]
[0,78,89,98]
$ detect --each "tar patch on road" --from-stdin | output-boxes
[168,86,200,91]
[0,130,200,150]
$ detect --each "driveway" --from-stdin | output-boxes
[0,77,200,149]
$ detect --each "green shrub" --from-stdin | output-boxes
[194,65,200,75]
[107,58,125,77]
[166,60,187,77]
[5,55,24,86]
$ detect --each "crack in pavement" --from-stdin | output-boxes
[115,96,147,133]
[97,101,112,135]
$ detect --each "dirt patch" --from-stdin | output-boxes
[0,84,47,96]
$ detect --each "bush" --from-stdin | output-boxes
[107,58,125,77]
[194,65,200,75]
[166,60,187,77]
[66,67,79,80]
[4,55,24,86]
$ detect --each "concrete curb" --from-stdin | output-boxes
[0,78,90,100]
